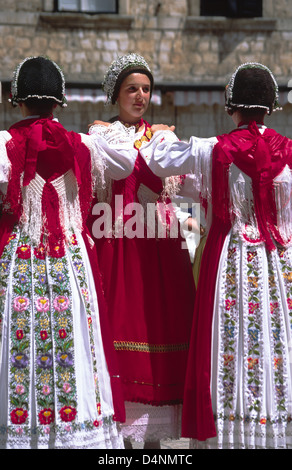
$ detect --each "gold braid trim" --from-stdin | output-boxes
[113,340,189,353]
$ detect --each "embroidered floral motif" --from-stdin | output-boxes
[51,243,65,258]
[280,247,292,332]
[8,232,32,428]
[10,408,28,425]
[34,244,46,260]
[36,296,50,312]
[16,244,31,259]
[216,236,292,434]
[70,234,78,245]
[68,233,102,415]
[220,236,239,413]
[245,248,263,415]
[47,250,78,425]
[0,260,10,274]
[53,295,70,312]
[13,296,30,312]
[38,408,55,425]
[0,228,109,443]
[59,405,77,422]
[225,299,236,311]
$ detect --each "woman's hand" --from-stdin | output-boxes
[150,124,175,134]
[88,120,111,128]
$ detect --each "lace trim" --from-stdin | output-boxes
[190,421,292,449]
[88,120,136,145]
[0,421,124,449]
[121,402,182,443]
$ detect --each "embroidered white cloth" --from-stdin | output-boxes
[142,128,292,449]
[0,122,137,449]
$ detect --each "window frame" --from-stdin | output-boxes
[54,0,118,14]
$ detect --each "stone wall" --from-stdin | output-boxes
[0,0,292,140]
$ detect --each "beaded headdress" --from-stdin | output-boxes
[225,62,281,114]
[10,56,67,107]
[102,53,153,105]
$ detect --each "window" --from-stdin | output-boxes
[200,0,262,18]
[56,0,118,13]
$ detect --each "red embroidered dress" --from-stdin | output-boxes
[88,119,195,441]
[0,117,136,449]
[144,122,292,448]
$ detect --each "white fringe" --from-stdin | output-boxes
[273,164,292,244]
[87,121,136,203]
[230,163,292,245]
[21,170,84,246]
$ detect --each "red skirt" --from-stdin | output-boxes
[96,234,195,405]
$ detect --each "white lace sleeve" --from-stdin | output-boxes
[144,133,216,202]
[88,120,136,146]
[86,121,137,181]
[140,130,178,161]
[0,131,12,184]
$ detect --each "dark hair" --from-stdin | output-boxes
[230,67,276,115]
[23,97,57,115]
[111,66,154,104]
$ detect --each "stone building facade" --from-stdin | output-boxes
[0,0,292,140]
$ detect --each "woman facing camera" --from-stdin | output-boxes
[88,53,195,448]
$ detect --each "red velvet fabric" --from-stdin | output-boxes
[89,120,196,405]
[181,123,292,440]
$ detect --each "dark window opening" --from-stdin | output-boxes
[200,0,262,18]
[55,0,118,14]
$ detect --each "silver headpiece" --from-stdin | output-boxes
[102,53,152,105]
[225,62,281,113]
[10,56,67,107]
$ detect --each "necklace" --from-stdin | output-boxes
[119,118,142,132]
[134,125,153,150]
[119,118,153,150]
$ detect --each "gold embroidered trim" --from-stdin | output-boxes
[113,341,189,353]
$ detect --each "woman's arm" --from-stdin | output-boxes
[83,121,138,180]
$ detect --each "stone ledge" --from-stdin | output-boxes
[0,12,39,26]
[185,16,277,32]
[39,12,134,30]
[0,13,288,33]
